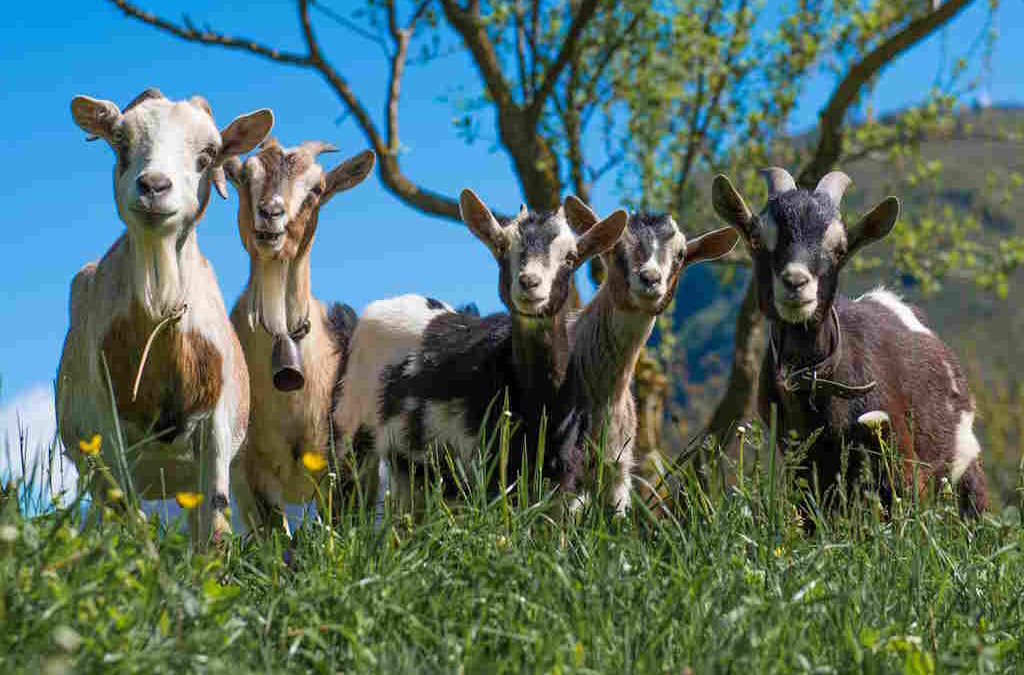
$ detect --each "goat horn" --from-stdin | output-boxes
[299,141,339,159]
[122,87,165,114]
[815,171,853,211]
[760,167,797,197]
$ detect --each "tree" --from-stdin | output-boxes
[110,0,1011,475]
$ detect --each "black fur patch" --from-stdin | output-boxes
[328,302,359,420]
[378,309,567,492]
[211,493,229,510]
[425,297,446,310]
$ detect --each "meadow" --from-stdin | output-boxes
[3,415,1023,675]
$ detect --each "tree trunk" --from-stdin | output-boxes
[705,277,765,445]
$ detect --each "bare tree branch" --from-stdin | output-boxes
[309,0,389,55]
[798,0,973,187]
[108,0,463,222]
[441,0,517,111]
[525,0,601,122]
[109,0,310,64]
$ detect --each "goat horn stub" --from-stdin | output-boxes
[299,141,339,159]
[815,171,853,211]
[760,167,797,197]
[271,334,306,392]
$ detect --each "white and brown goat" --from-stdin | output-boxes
[57,89,273,543]
[335,191,627,509]
[555,199,739,512]
[712,167,988,516]
[224,139,375,534]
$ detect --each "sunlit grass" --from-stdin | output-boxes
[3,406,1023,674]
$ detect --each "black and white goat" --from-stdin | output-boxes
[556,199,739,512]
[712,167,988,515]
[224,139,374,534]
[334,190,627,507]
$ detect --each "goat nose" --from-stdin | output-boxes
[136,172,172,197]
[518,272,541,290]
[638,268,662,286]
[781,266,811,290]
[259,202,285,220]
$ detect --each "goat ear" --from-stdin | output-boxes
[71,95,121,143]
[576,209,628,267]
[459,189,507,258]
[323,150,376,204]
[219,109,274,160]
[712,174,755,241]
[563,195,599,235]
[846,196,900,260]
[684,226,740,267]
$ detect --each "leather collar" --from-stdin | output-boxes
[769,305,877,411]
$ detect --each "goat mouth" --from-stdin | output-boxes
[513,295,548,316]
[253,231,285,244]
[131,206,177,220]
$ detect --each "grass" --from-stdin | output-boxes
[3,413,1024,675]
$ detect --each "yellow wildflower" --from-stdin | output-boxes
[106,488,124,502]
[78,434,101,456]
[176,492,204,509]
[302,451,328,473]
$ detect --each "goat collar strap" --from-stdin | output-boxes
[769,305,877,410]
[259,312,311,342]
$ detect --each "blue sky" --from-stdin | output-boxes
[1,0,1021,415]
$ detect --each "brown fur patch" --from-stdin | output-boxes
[102,302,224,440]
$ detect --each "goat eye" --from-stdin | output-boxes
[564,252,578,267]
[311,183,324,197]
[196,153,213,172]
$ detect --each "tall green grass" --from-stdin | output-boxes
[3,409,1023,674]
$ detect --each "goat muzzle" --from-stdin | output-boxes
[271,334,305,392]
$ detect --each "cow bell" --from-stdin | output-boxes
[271,334,305,392]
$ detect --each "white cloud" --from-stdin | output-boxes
[0,383,77,504]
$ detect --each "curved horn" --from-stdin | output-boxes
[760,167,797,197]
[815,171,852,211]
[299,141,339,159]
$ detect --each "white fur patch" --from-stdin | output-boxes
[773,262,818,323]
[857,287,933,335]
[950,411,981,483]
[334,294,453,441]
[944,361,960,396]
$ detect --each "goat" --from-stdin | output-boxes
[57,89,273,543]
[712,167,988,517]
[334,190,627,509]
[556,198,739,512]
[223,139,374,534]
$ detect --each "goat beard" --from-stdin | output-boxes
[249,257,291,337]
[134,228,189,319]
